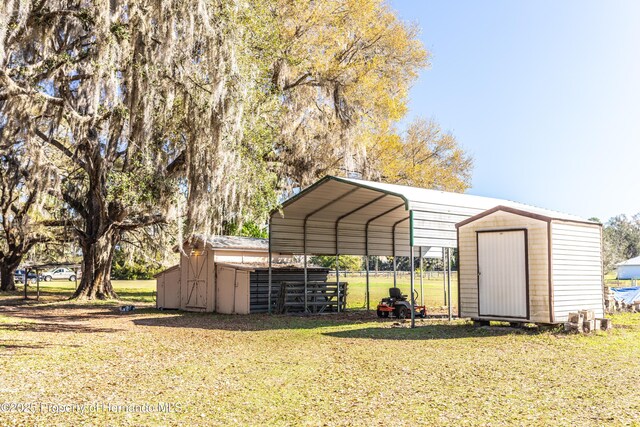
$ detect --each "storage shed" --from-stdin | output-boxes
[155,235,276,311]
[616,256,640,280]
[155,235,333,313]
[456,205,604,323]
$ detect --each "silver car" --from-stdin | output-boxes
[41,267,78,281]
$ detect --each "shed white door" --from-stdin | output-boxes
[478,230,528,319]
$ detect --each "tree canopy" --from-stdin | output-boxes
[0,119,61,290]
[603,214,640,272]
[362,118,473,192]
[0,0,472,298]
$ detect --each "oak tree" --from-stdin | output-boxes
[362,118,473,192]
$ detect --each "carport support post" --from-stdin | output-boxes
[447,247,452,321]
[393,256,397,287]
[442,248,446,306]
[365,255,370,311]
[303,254,308,313]
[335,254,340,313]
[419,247,424,307]
[268,250,272,314]
[410,245,415,328]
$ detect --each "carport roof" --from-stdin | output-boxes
[281,176,588,221]
[269,176,592,256]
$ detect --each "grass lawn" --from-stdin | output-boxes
[332,272,457,310]
[0,280,638,426]
[604,272,639,288]
[15,274,459,310]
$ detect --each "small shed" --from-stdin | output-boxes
[155,235,332,313]
[456,205,604,323]
[179,235,275,312]
[155,235,276,312]
[617,256,640,280]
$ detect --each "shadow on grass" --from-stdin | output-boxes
[0,321,120,334]
[0,303,158,327]
[132,311,539,339]
[132,312,371,331]
[0,340,83,352]
[322,324,539,340]
[0,342,49,351]
[0,300,147,334]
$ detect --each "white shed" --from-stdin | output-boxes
[456,206,604,323]
[617,256,640,280]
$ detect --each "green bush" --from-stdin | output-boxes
[111,248,163,280]
[111,261,162,280]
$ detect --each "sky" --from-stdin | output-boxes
[389,0,640,222]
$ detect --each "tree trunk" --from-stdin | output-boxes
[72,230,119,300]
[0,263,17,292]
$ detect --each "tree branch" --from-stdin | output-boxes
[116,214,167,231]
[33,128,86,169]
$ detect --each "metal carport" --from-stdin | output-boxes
[267,176,586,327]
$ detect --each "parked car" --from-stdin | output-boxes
[13,269,40,284]
[41,267,78,282]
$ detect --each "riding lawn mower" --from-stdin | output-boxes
[376,288,426,319]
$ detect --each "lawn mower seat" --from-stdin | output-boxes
[388,287,407,301]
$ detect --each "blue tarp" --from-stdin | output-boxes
[611,287,640,305]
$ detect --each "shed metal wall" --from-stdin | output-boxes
[550,221,604,320]
[249,267,330,313]
[617,265,640,280]
[214,264,330,314]
[457,210,550,322]
[270,177,487,255]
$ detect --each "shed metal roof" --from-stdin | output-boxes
[270,175,593,256]
[617,256,640,267]
[455,205,600,228]
[185,235,268,252]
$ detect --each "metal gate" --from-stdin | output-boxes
[478,229,529,319]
